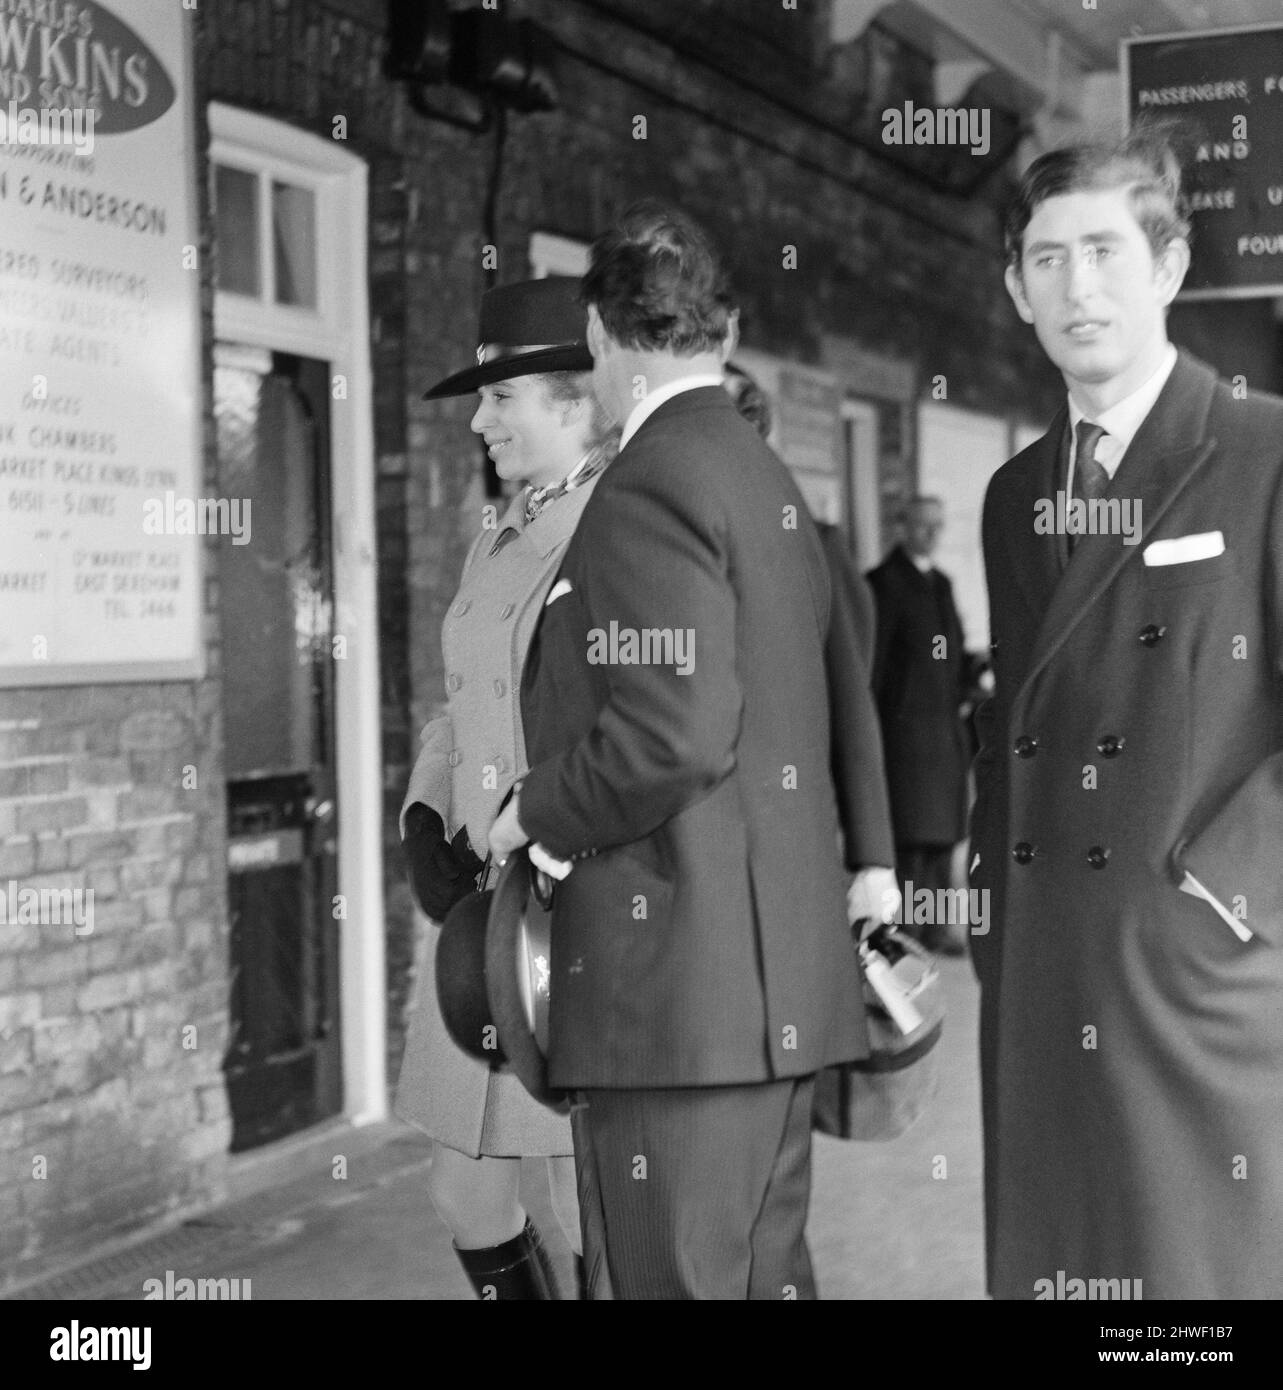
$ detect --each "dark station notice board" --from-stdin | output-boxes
[1123,22,1283,299]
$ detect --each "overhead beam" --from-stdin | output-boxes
[906,0,1088,122]
[830,0,894,46]
[934,58,990,107]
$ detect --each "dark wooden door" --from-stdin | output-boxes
[215,345,341,1152]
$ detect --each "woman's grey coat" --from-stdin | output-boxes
[395,478,600,1156]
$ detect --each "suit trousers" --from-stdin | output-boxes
[572,1074,818,1299]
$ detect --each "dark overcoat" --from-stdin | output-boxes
[867,546,970,845]
[816,522,896,872]
[518,386,868,1089]
[971,351,1283,1299]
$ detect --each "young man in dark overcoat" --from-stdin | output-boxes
[972,128,1283,1299]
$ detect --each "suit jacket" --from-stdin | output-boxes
[970,350,1283,1299]
[519,386,867,1089]
[815,522,896,870]
[867,546,970,845]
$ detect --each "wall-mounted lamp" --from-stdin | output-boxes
[387,0,559,132]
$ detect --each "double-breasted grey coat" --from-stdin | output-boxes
[394,476,600,1157]
[971,352,1283,1299]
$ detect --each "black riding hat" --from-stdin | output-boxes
[422,276,594,399]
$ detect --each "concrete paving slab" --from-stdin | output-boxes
[9,954,984,1301]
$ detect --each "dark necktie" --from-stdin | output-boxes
[1069,420,1108,555]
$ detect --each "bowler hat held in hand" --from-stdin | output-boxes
[435,847,568,1112]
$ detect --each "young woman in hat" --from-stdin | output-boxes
[395,277,615,1299]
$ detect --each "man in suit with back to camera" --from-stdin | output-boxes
[867,496,974,955]
[488,200,897,1299]
[725,362,900,921]
[971,126,1283,1300]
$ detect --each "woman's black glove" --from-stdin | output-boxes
[402,802,486,920]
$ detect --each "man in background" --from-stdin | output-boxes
[725,364,898,922]
[867,497,972,954]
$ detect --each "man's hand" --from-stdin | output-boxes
[488,791,531,863]
[847,866,901,939]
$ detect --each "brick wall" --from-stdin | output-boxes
[0,679,230,1281]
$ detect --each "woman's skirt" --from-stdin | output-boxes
[393,915,573,1157]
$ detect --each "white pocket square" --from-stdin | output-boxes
[1142,530,1224,567]
[544,578,573,606]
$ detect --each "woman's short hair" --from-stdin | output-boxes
[1004,122,1191,269]
[582,198,737,354]
[534,370,618,456]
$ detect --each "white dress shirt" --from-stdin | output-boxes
[1066,342,1177,486]
[618,373,725,451]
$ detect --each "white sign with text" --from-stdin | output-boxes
[0,0,202,684]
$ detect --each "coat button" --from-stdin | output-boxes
[1013,735,1038,758]
[448,751,461,767]
[1087,846,1110,869]
[1096,734,1124,758]
[1138,624,1167,647]
[447,673,462,692]
[453,600,470,617]
[493,679,506,698]
[1012,841,1037,865]
[499,603,514,620]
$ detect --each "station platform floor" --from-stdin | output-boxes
[7,952,984,1302]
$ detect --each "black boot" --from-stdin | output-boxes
[454,1218,561,1300]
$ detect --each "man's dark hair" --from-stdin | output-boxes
[582,199,737,354]
[1004,122,1192,269]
